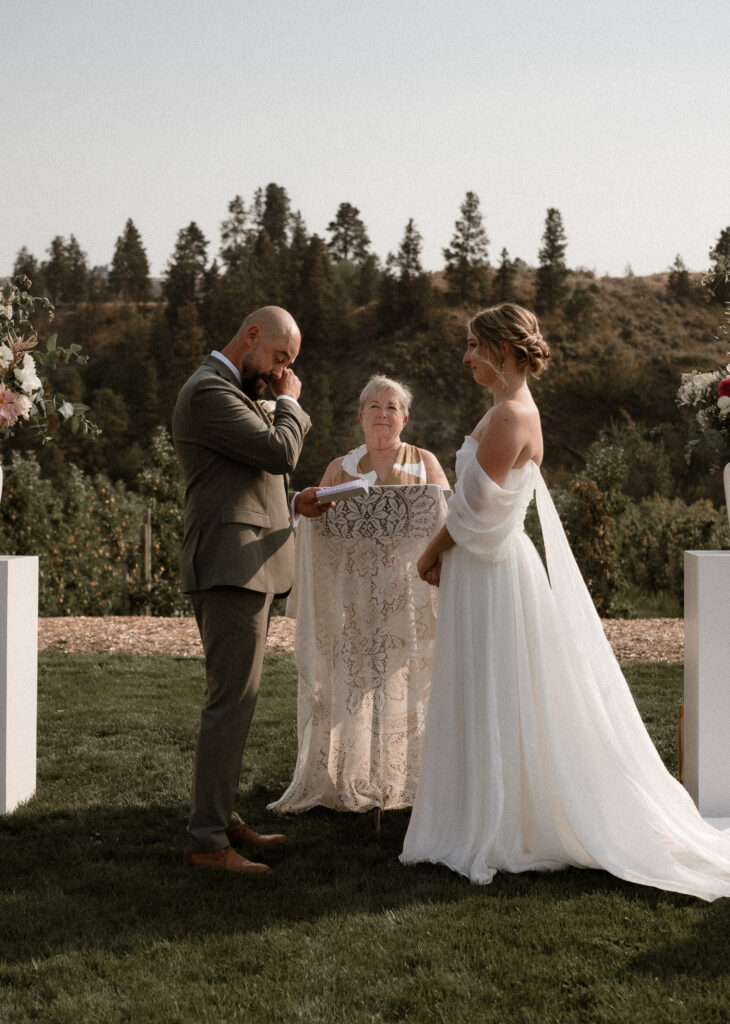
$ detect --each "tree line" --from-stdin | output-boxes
[3,184,729,618]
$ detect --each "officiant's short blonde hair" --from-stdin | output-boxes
[359,375,413,416]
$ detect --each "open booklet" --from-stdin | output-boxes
[315,478,370,503]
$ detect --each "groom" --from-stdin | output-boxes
[172,305,327,874]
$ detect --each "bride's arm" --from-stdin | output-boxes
[417,524,455,586]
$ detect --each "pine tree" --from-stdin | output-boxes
[41,235,89,305]
[219,195,248,273]
[356,253,381,306]
[163,222,209,326]
[495,247,517,302]
[249,230,283,307]
[261,183,291,250]
[109,219,150,303]
[42,236,70,304]
[326,203,371,262]
[299,234,336,346]
[395,218,423,279]
[535,208,568,313]
[667,254,692,303]
[12,247,43,291]
[393,219,431,326]
[283,212,310,318]
[442,191,489,305]
[709,227,730,305]
[64,235,89,305]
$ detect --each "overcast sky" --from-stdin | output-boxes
[4,0,727,280]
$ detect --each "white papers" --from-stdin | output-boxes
[316,479,369,503]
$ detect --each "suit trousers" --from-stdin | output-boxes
[187,586,274,852]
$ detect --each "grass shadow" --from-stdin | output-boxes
[0,794,707,967]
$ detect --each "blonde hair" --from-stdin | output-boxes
[359,374,413,416]
[468,303,550,378]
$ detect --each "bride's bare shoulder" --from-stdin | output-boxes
[470,407,494,442]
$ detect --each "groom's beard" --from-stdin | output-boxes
[240,372,270,400]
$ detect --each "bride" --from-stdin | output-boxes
[400,302,730,901]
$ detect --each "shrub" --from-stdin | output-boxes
[618,495,730,602]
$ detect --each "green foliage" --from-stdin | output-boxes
[442,191,489,305]
[0,452,143,614]
[162,221,209,326]
[619,495,730,602]
[109,218,150,303]
[535,207,568,313]
[667,254,693,303]
[495,247,518,302]
[568,476,626,616]
[259,182,292,250]
[708,227,730,305]
[564,283,597,341]
[555,421,730,615]
[0,275,96,442]
[326,202,371,262]
[12,246,44,293]
[41,234,89,305]
[0,428,188,616]
[7,187,730,618]
[130,426,190,615]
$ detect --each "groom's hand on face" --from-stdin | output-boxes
[270,368,302,401]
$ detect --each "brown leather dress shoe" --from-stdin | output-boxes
[183,846,272,874]
[226,822,289,850]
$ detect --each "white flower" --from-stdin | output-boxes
[14,393,33,420]
[718,395,730,420]
[0,302,12,320]
[696,408,712,431]
[13,354,42,395]
[58,401,75,419]
[0,344,13,370]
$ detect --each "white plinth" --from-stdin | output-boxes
[0,556,38,813]
[684,551,730,818]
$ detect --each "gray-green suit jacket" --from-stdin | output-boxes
[172,355,311,595]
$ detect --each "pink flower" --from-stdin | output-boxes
[0,382,20,427]
[718,377,730,398]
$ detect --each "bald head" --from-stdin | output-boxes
[240,305,299,342]
[222,305,301,399]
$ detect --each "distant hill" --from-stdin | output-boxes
[291,268,724,492]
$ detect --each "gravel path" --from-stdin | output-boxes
[38,616,684,662]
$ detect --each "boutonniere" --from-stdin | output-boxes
[259,399,276,421]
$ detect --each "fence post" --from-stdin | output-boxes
[143,506,152,616]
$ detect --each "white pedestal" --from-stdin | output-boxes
[0,556,38,813]
[684,551,730,818]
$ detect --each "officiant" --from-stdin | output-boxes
[318,375,450,490]
[268,375,449,817]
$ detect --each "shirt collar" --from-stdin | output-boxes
[210,350,241,385]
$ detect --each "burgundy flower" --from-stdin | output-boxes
[718,377,730,398]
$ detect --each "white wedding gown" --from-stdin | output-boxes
[400,436,730,900]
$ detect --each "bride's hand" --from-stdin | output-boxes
[418,550,442,587]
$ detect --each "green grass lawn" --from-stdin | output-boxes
[1,652,728,1024]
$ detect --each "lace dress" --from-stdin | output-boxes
[400,436,730,900]
[269,484,448,814]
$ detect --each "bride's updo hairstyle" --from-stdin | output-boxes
[468,303,550,379]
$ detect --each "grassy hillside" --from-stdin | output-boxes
[291,269,726,498]
[5,268,726,504]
